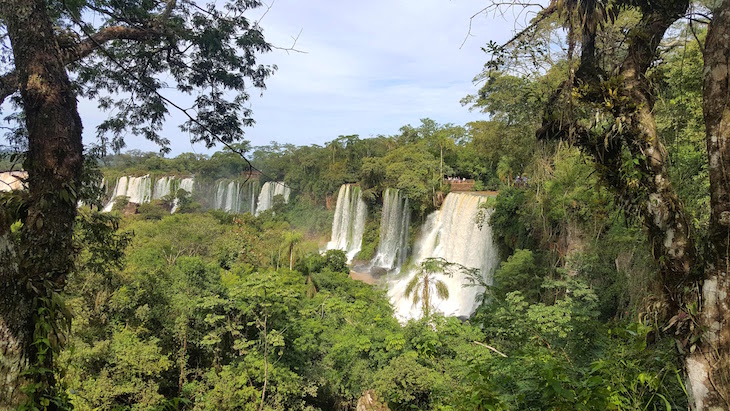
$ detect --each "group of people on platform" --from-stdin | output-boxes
[514,175,530,187]
[446,176,469,183]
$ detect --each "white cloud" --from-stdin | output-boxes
[76,0,525,155]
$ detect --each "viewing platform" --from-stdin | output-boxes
[444,178,474,192]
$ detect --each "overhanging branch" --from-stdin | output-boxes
[0,25,161,106]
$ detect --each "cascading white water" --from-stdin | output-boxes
[387,192,499,321]
[371,188,410,270]
[152,176,173,200]
[255,181,291,215]
[213,180,226,210]
[103,175,153,211]
[171,178,194,213]
[103,176,128,212]
[179,178,195,193]
[103,175,183,212]
[212,179,259,214]
[224,181,239,212]
[126,175,152,204]
[327,184,368,262]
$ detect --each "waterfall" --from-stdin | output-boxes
[327,184,368,262]
[371,188,410,270]
[212,179,260,214]
[224,181,239,212]
[179,178,195,194]
[213,180,226,210]
[255,181,291,215]
[171,178,195,213]
[152,176,173,200]
[102,176,128,212]
[387,192,498,321]
[103,175,188,212]
[103,175,153,211]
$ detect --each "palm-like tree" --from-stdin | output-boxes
[281,230,303,270]
[405,258,453,319]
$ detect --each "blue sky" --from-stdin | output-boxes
[76,1,527,156]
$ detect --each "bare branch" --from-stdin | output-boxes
[271,28,306,54]
[460,1,552,49]
[69,26,159,62]
[472,341,508,357]
[255,0,275,26]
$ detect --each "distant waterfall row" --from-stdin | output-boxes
[103,175,195,212]
[103,175,289,214]
[256,182,292,216]
[213,179,259,214]
[326,183,499,321]
[211,180,290,215]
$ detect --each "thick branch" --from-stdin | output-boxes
[0,25,160,106]
[539,0,694,307]
[619,1,689,87]
[66,25,160,63]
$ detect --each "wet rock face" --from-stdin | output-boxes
[357,390,390,411]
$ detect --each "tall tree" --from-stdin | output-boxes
[281,230,303,271]
[471,0,729,407]
[688,0,730,407]
[0,0,274,406]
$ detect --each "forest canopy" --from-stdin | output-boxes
[1,0,730,409]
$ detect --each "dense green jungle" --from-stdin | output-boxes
[15,29,706,408]
[2,0,730,410]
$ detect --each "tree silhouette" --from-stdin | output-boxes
[405,257,474,319]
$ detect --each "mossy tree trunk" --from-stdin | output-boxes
[0,0,83,406]
[687,1,730,408]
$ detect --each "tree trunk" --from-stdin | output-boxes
[687,1,730,408]
[423,275,430,319]
[440,146,443,183]
[609,1,694,306]
[547,0,696,310]
[179,322,187,392]
[0,0,83,405]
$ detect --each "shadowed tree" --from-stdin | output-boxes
[469,0,730,407]
[0,0,277,406]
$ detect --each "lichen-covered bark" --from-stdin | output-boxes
[540,0,694,306]
[688,1,730,408]
[0,0,83,405]
[612,1,694,301]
